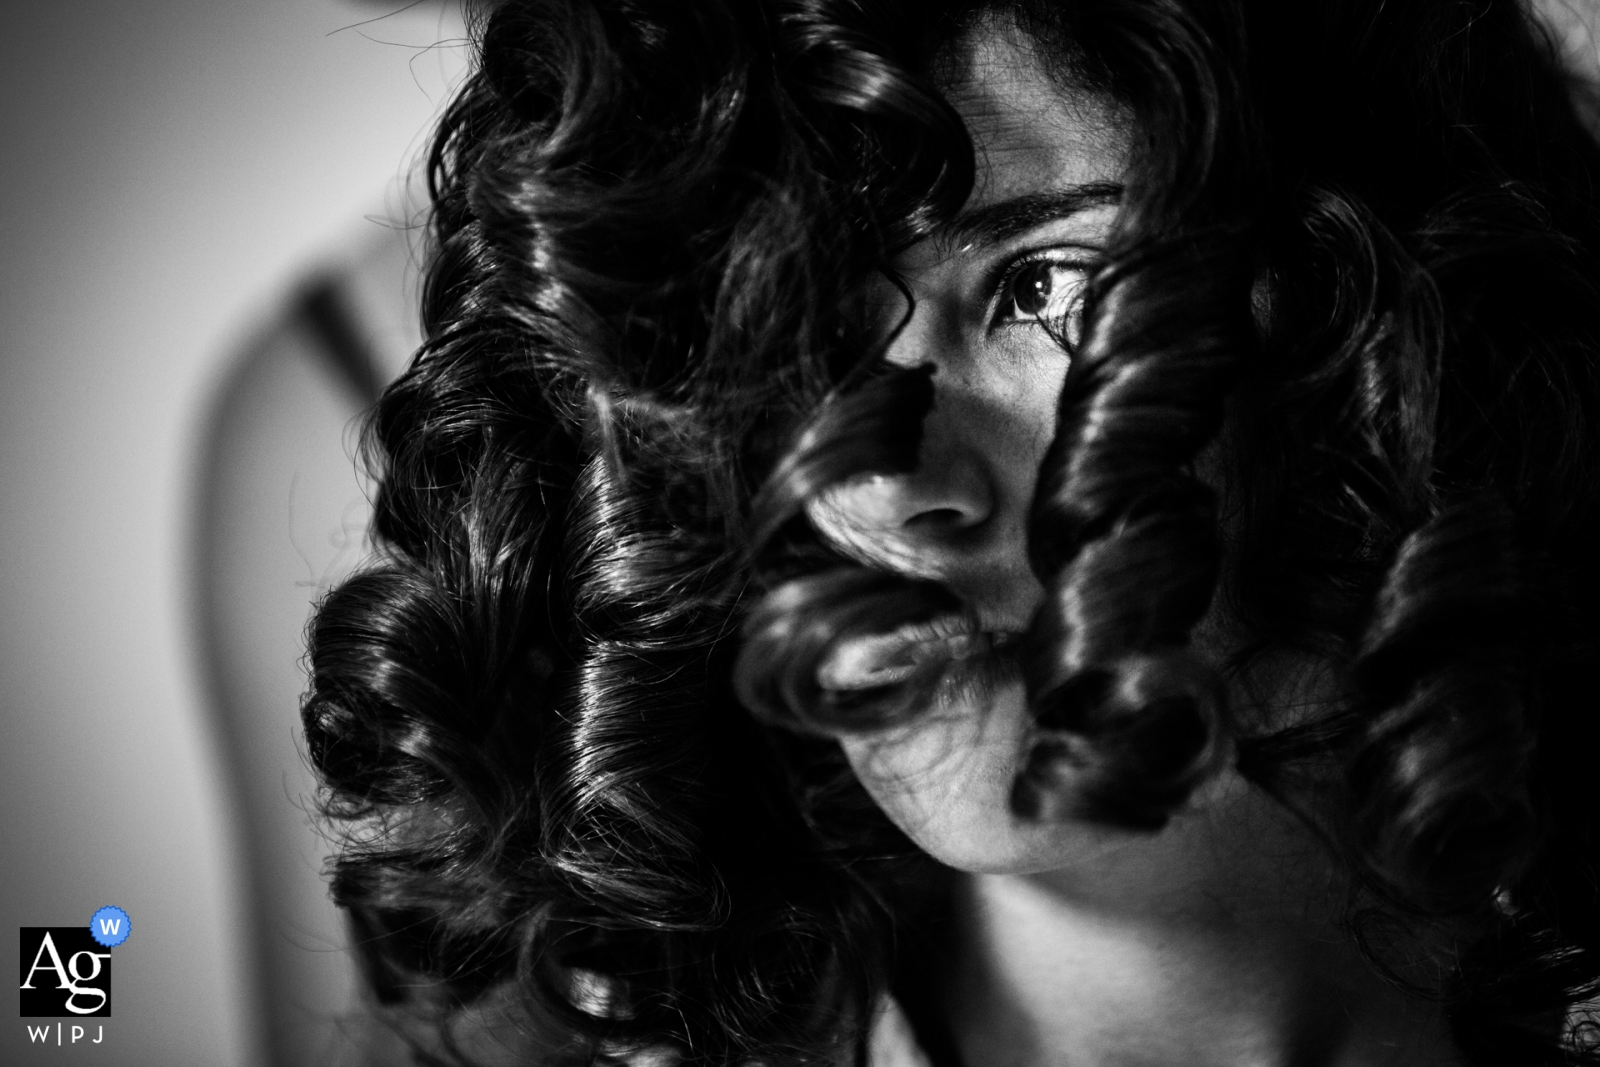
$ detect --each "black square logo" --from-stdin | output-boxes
[19,928,111,1018]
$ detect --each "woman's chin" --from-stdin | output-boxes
[835,679,1146,875]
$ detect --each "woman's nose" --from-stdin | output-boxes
[805,401,1000,577]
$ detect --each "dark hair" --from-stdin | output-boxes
[302,0,1600,1062]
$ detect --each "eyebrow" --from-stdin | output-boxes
[937,181,1123,252]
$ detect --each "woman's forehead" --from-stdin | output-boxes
[943,18,1130,213]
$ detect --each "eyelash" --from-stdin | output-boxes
[987,251,1094,343]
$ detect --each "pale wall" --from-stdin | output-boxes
[0,3,464,1063]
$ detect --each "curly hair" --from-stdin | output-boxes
[301,0,1600,1062]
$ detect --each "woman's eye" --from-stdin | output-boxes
[994,258,1089,343]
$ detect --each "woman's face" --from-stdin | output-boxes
[808,20,1321,905]
[809,20,1128,874]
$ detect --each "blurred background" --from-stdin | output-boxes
[3,1,1600,1066]
[0,1,464,1064]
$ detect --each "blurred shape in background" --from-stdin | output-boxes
[0,1,463,1063]
[194,223,417,1066]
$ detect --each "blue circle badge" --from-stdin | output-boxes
[89,905,131,948]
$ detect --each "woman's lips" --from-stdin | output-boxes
[818,615,1024,692]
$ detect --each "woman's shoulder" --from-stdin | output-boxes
[863,995,936,1067]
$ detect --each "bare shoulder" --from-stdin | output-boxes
[863,996,935,1067]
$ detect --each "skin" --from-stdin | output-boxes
[807,19,1464,1067]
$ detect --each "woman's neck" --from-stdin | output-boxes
[943,841,1462,1067]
